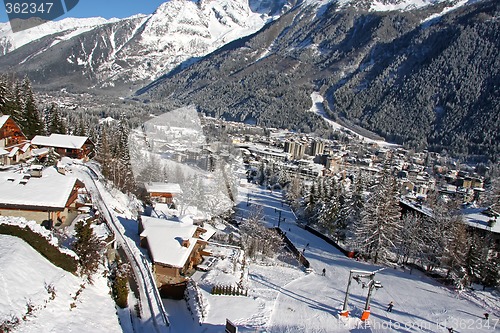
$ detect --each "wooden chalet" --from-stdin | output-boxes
[145,182,182,204]
[0,115,31,165]
[139,216,207,286]
[31,134,94,160]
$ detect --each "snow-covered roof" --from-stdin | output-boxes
[31,147,49,156]
[0,148,8,156]
[31,134,89,150]
[140,216,201,268]
[7,147,19,158]
[462,206,500,234]
[21,142,31,152]
[0,166,80,209]
[0,115,9,129]
[145,182,182,194]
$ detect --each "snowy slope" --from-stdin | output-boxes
[0,233,121,333]
[160,183,499,332]
[0,17,118,55]
[2,161,496,332]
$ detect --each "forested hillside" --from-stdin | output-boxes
[140,0,499,160]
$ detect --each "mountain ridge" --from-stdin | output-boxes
[0,0,296,92]
[138,0,499,159]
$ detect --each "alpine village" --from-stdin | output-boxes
[0,0,499,332]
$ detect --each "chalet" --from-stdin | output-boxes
[0,166,86,226]
[145,182,182,205]
[31,134,94,160]
[139,216,208,286]
[0,115,31,165]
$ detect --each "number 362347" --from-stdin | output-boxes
[5,2,54,14]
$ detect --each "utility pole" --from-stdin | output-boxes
[278,210,282,228]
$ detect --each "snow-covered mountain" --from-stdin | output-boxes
[0,0,296,91]
[0,0,484,94]
[139,0,498,158]
[0,17,120,55]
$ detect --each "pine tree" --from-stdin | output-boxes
[0,76,23,125]
[116,114,135,193]
[0,76,10,110]
[480,249,500,288]
[354,173,401,264]
[75,118,87,136]
[73,220,103,282]
[397,213,424,264]
[465,231,484,284]
[96,124,112,179]
[20,77,44,138]
[484,177,500,213]
[334,190,351,241]
[286,176,302,210]
[47,103,66,135]
[112,260,130,308]
[442,217,470,288]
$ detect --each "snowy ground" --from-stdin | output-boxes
[161,182,500,333]
[0,233,121,333]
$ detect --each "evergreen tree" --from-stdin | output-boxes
[0,76,9,110]
[0,76,22,124]
[480,251,500,288]
[47,103,66,135]
[465,231,484,284]
[117,114,135,193]
[334,189,351,241]
[484,177,500,213]
[20,76,44,138]
[442,217,470,288]
[286,176,302,210]
[73,220,103,282]
[397,213,424,264]
[75,118,87,136]
[354,173,401,264]
[112,260,130,308]
[96,124,112,179]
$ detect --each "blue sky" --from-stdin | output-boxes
[1,0,168,23]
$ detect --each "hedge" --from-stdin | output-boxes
[0,224,78,274]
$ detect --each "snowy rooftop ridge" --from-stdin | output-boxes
[462,206,500,234]
[145,182,182,194]
[31,133,89,150]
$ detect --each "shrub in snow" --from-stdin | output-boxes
[210,284,247,297]
[111,260,130,309]
[0,315,20,332]
[44,282,57,301]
